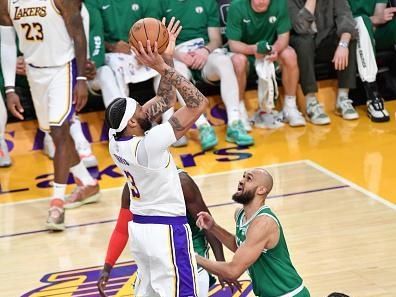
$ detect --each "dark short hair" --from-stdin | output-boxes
[327,293,350,297]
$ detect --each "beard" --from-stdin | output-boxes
[232,189,255,205]
[138,116,152,132]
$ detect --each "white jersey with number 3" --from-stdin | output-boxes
[8,0,74,67]
[108,123,186,217]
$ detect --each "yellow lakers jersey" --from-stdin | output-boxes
[8,0,74,67]
[108,132,186,217]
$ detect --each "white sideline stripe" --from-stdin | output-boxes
[304,160,396,210]
[0,160,306,206]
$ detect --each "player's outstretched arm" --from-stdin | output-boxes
[142,18,182,122]
[197,211,238,253]
[97,184,132,297]
[196,215,278,280]
[56,0,88,112]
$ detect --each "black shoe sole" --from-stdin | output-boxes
[368,113,390,123]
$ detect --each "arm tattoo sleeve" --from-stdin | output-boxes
[146,57,176,121]
[169,116,184,132]
[163,67,207,108]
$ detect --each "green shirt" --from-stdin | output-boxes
[97,0,145,44]
[236,206,308,297]
[187,212,209,258]
[161,0,220,45]
[348,0,387,17]
[85,1,106,67]
[226,0,291,45]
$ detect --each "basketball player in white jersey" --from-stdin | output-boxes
[105,18,206,297]
[0,0,100,231]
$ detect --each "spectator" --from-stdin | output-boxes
[83,0,123,108]
[227,0,306,127]
[100,0,158,97]
[288,0,359,124]
[0,56,11,167]
[156,0,253,150]
[347,0,392,122]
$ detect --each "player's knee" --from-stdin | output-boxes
[50,122,70,143]
[279,47,298,69]
[231,54,248,75]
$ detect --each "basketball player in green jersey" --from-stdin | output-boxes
[196,168,310,297]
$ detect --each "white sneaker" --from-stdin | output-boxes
[76,141,98,168]
[335,97,359,120]
[283,106,306,127]
[43,132,55,159]
[306,100,331,125]
[253,110,284,129]
[172,135,188,147]
[367,98,390,122]
[0,138,11,167]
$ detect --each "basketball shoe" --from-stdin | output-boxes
[0,137,11,167]
[64,178,100,209]
[46,198,65,231]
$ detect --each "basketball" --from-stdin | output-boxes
[129,18,169,54]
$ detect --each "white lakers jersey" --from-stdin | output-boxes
[8,0,75,67]
[108,132,186,217]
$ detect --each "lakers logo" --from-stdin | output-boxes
[21,261,252,296]
[14,6,47,20]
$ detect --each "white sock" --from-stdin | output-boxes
[337,88,349,103]
[239,100,249,119]
[305,93,317,106]
[227,107,240,124]
[70,161,96,186]
[70,116,89,146]
[195,114,210,128]
[52,183,67,201]
[284,95,297,108]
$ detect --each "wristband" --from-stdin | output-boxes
[76,76,87,81]
[256,40,272,54]
[5,88,15,94]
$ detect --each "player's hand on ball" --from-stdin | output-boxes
[97,269,109,297]
[196,211,215,231]
[131,40,166,73]
[6,92,24,120]
[161,17,182,58]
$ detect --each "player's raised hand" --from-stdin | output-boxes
[131,40,166,73]
[196,211,215,231]
[74,79,88,112]
[6,91,24,120]
[161,17,182,58]
[97,269,109,297]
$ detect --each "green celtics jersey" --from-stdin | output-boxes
[98,0,144,43]
[161,0,220,45]
[235,206,309,297]
[348,0,387,17]
[187,212,209,258]
[226,0,291,45]
[85,0,105,67]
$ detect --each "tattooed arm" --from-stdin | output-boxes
[55,0,88,112]
[142,56,177,122]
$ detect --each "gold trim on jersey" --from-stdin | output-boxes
[49,61,72,126]
[50,0,61,15]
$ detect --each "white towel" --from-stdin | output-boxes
[175,38,205,53]
[105,53,158,88]
[255,58,278,112]
[355,16,377,83]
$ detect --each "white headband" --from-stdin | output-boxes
[115,97,137,133]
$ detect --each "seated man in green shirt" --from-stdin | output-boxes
[227,0,306,127]
[347,0,392,122]
[158,0,254,151]
[289,0,359,125]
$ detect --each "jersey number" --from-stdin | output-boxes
[21,23,44,41]
[124,170,140,200]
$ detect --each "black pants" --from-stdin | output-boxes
[290,31,357,95]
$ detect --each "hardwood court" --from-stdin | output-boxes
[1,161,395,297]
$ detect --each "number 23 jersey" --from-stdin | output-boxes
[8,0,75,67]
